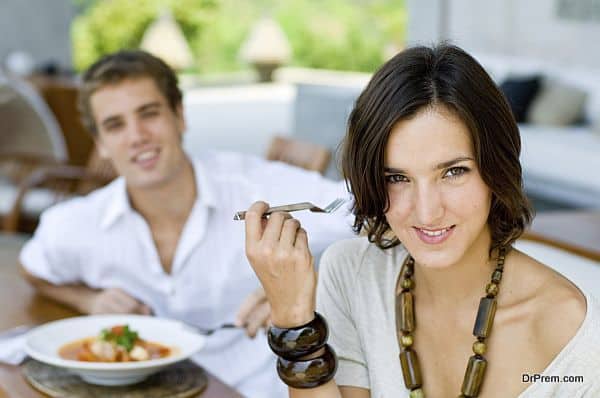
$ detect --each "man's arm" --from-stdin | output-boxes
[19,264,151,315]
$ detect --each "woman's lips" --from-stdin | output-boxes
[413,225,456,244]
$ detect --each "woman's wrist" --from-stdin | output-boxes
[271,307,315,328]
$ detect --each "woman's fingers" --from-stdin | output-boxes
[261,211,291,243]
[293,228,313,269]
[279,218,301,249]
[294,227,309,250]
[242,201,317,328]
[244,201,269,243]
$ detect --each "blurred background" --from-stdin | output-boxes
[0,0,598,270]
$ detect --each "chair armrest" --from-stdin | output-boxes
[521,231,600,262]
[0,152,64,184]
[2,165,112,232]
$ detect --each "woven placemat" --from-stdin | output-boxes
[22,359,207,398]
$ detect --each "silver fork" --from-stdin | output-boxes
[233,198,346,221]
[190,323,241,336]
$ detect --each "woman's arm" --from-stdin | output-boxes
[244,202,369,398]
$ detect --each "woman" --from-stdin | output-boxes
[243,44,600,397]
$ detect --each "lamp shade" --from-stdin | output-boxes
[140,10,194,70]
[239,17,291,65]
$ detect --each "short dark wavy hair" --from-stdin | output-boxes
[341,43,533,255]
[78,50,183,135]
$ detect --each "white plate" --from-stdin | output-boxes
[24,315,205,386]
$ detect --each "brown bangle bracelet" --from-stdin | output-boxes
[277,344,338,389]
[268,312,328,360]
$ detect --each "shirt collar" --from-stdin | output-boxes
[100,177,131,230]
[192,157,218,210]
[100,158,218,230]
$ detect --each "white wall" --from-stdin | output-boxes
[182,84,295,157]
[0,0,75,68]
[407,0,600,68]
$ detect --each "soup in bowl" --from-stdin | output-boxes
[25,315,205,385]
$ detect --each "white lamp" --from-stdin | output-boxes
[239,17,291,82]
[140,9,194,71]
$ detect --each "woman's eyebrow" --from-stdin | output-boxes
[383,166,406,174]
[435,156,474,169]
[383,156,474,174]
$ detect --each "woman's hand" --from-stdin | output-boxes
[244,201,317,328]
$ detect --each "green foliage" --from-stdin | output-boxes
[281,0,407,71]
[72,0,217,71]
[72,0,406,73]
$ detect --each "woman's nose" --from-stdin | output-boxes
[413,184,444,226]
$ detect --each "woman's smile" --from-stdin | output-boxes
[413,224,456,244]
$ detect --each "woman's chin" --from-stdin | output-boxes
[405,246,461,269]
[415,257,456,269]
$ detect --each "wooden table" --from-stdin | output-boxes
[0,234,242,398]
[524,210,600,261]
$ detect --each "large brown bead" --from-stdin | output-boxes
[397,292,415,333]
[399,349,422,389]
[473,297,497,338]
[461,355,487,397]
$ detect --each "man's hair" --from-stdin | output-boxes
[341,43,533,255]
[78,50,183,134]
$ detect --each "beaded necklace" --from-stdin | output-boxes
[395,247,506,398]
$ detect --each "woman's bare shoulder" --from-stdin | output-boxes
[511,249,587,357]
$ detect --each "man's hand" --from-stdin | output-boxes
[236,287,271,338]
[85,288,152,315]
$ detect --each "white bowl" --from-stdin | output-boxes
[24,315,205,386]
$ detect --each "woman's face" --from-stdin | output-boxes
[384,106,492,268]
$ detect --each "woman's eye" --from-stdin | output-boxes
[444,166,469,179]
[385,174,409,184]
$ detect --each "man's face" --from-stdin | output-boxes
[91,77,187,190]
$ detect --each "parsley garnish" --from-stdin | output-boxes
[99,325,139,352]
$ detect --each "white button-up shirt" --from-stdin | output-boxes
[20,151,354,398]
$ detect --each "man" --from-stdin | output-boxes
[20,50,351,398]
